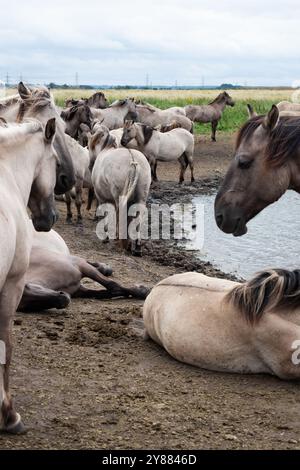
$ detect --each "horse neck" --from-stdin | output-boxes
[288,151,300,193]
[211,98,226,112]
[3,135,42,206]
[0,101,20,122]
[135,126,145,147]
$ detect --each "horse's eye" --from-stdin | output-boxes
[238,158,253,169]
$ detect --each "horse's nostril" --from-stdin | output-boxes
[60,174,69,190]
[216,214,223,227]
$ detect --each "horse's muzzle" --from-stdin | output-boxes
[32,210,57,232]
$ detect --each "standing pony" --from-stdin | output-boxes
[89,125,151,256]
[121,121,195,183]
[0,118,57,433]
[185,91,235,141]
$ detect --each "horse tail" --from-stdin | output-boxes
[119,151,140,216]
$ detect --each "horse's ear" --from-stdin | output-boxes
[18,82,30,99]
[247,104,257,119]
[263,105,279,132]
[45,118,56,142]
[143,125,153,145]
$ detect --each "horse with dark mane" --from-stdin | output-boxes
[143,269,300,379]
[185,91,235,141]
[215,105,300,236]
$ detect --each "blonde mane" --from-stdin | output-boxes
[226,269,300,324]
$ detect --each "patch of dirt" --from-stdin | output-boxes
[2,135,300,450]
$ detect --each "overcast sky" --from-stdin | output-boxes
[0,0,300,86]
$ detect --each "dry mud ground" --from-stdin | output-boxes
[1,134,300,450]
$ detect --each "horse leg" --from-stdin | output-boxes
[88,262,113,277]
[128,204,146,257]
[75,179,83,225]
[87,187,95,212]
[65,191,73,223]
[153,162,158,182]
[0,277,26,434]
[75,258,149,299]
[178,154,188,184]
[211,120,218,142]
[185,152,195,183]
[18,283,71,313]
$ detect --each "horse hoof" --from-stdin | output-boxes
[97,263,113,277]
[2,414,26,435]
[134,285,151,299]
[66,218,72,224]
[132,247,142,257]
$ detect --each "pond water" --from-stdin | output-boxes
[185,190,300,279]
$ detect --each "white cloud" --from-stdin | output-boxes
[0,0,299,85]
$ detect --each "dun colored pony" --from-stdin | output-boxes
[89,125,151,256]
[91,99,138,130]
[0,82,76,194]
[0,119,57,433]
[215,105,300,236]
[185,91,235,141]
[143,269,300,379]
[121,121,194,183]
[136,103,193,133]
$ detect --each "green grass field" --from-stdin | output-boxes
[52,88,293,135]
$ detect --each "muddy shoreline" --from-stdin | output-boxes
[2,135,300,450]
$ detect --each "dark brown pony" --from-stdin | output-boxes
[215,105,300,236]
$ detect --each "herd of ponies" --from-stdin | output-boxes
[0,82,300,434]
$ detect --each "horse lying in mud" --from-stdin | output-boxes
[215,105,300,236]
[121,121,195,183]
[18,225,149,312]
[0,118,57,434]
[143,269,300,379]
[185,91,235,141]
[136,103,193,133]
[0,82,76,194]
[89,124,151,256]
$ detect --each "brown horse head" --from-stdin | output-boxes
[61,103,92,139]
[87,92,108,109]
[210,91,235,107]
[214,105,300,236]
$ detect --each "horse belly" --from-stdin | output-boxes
[158,136,184,161]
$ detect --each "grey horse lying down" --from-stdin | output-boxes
[18,224,148,312]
